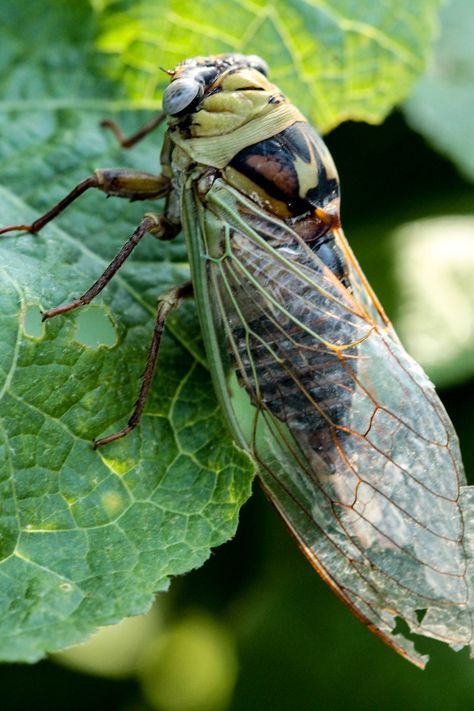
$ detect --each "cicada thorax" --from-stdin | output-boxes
[223,121,348,285]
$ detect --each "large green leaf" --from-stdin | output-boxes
[0,1,253,662]
[0,0,441,662]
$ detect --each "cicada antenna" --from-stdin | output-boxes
[159,66,175,76]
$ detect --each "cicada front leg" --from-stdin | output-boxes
[0,168,171,236]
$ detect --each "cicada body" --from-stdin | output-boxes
[160,54,474,667]
[2,53,472,667]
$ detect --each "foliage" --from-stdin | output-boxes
[0,0,442,661]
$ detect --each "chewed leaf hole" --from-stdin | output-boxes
[415,608,427,624]
[75,307,117,349]
[22,305,44,339]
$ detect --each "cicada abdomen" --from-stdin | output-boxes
[163,54,474,667]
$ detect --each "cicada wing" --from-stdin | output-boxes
[333,225,393,331]
[186,178,474,667]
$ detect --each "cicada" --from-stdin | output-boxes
[2,53,473,668]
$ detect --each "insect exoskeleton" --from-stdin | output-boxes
[1,53,472,668]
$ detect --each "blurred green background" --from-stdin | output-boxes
[1,0,474,708]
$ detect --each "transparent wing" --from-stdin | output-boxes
[188,179,474,667]
[333,225,392,331]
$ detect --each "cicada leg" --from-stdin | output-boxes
[93,280,193,448]
[100,112,166,148]
[41,212,180,321]
[1,166,186,447]
[0,168,171,236]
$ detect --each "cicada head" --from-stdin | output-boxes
[162,53,284,136]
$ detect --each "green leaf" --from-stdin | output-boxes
[96,0,441,131]
[0,2,253,662]
[404,0,474,182]
[0,0,441,662]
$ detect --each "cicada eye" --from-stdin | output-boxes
[246,55,268,77]
[162,78,204,116]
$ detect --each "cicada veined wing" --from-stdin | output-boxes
[183,174,473,668]
[159,54,474,668]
